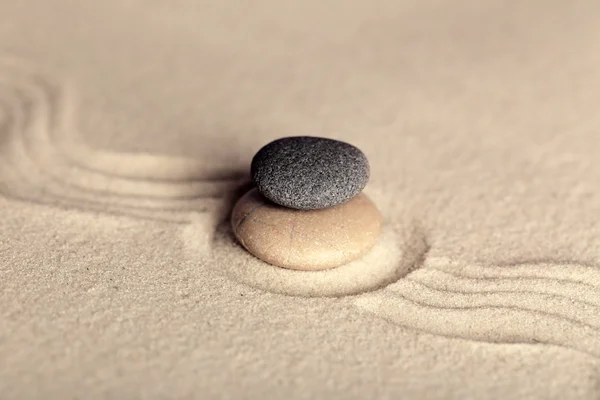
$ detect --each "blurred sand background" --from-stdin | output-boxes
[1,1,600,398]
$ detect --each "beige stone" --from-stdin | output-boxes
[231,188,382,270]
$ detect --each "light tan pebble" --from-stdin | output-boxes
[231,188,382,271]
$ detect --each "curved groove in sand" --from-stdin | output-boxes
[388,279,600,329]
[0,57,242,182]
[425,256,600,287]
[405,268,600,307]
[0,72,236,199]
[354,293,600,359]
[0,94,213,223]
[355,259,600,358]
[0,57,242,222]
[0,88,209,207]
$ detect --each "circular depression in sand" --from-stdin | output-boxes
[183,189,428,297]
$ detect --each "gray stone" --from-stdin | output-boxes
[250,136,370,210]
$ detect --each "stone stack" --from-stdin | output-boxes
[231,136,382,271]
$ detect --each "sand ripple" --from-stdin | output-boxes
[0,57,243,223]
[355,257,600,358]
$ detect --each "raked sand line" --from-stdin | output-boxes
[0,86,222,210]
[0,58,243,222]
[425,256,600,288]
[405,268,600,308]
[0,57,243,183]
[355,294,600,359]
[0,66,239,198]
[355,259,600,358]
[0,93,216,223]
[0,85,219,222]
[388,278,600,329]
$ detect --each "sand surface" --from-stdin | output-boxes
[1,0,600,398]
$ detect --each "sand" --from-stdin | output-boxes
[1,0,600,398]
